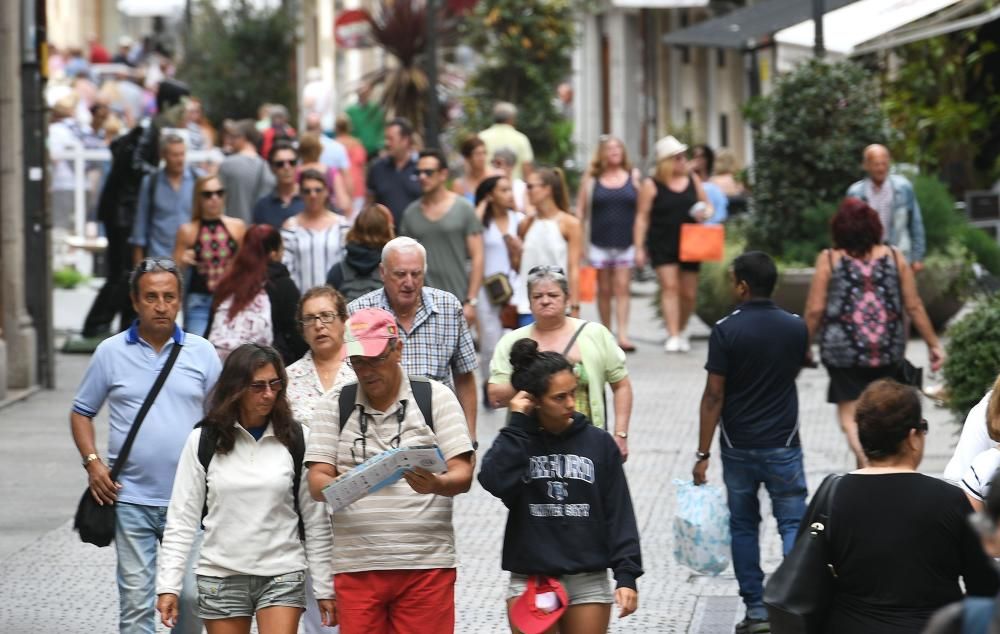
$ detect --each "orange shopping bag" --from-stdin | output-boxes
[579,266,597,303]
[679,224,725,262]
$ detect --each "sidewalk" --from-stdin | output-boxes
[0,284,960,633]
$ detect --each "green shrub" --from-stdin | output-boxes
[53,266,87,290]
[915,175,963,255]
[693,221,748,325]
[944,294,1000,419]
[959,225,1000,275]
[778,202,835,267]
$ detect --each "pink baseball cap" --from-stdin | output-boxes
[342,308,399,358]
[509,576,568,634]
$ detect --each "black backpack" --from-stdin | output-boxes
[338,376,433,433]
[196,422,306,540]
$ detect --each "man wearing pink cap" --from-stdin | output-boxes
[305,307,475,634]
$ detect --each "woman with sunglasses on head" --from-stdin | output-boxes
[479,339,642,634]
[282,169,348,292]
[173,174,246,337]
[516,166,583,326]
[209,224,307,364]
[803,379,998,634]
[156,344,336,634]
[489,266,633,460]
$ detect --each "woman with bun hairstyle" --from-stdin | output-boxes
[478,339,642,634]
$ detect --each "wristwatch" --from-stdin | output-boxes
[695,451,711,461]
[464,297,479,307]
[615,431,628,439]
[82,453,100,468]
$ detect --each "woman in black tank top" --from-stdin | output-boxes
[633,136,713,353]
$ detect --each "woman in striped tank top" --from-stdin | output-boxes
[281,169,347,292]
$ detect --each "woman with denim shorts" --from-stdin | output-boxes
[155,344,335,633]
[479,338,643,633]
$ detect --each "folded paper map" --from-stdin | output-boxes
[322,445,447,512]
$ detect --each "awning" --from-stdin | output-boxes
[662,0,859,50]
[117,0,184,17]
[775,0,964,55]
[612,0,708,7]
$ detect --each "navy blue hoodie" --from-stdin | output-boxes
[478,411,643,590]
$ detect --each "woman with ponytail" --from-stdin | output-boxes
[479,339,642,634]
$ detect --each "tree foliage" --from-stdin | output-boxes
[883,30,1000,191]
[460,0,576,167]
[944,293,1000,420]
[744,60,887,260]
[179,1,297,126]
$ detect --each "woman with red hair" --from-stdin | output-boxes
[209,224,308,364]
[804,197,943,467]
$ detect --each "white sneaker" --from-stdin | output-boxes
[664,336,681,353]
[678,335,691,353]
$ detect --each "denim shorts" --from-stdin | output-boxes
[196,571,306,619]
[507,571,613,605]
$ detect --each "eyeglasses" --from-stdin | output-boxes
[914,418,929,434]
[348,346,395,370]
[200,189,225,199]
[137,257,178,273]
[351,400,408,465]
[525,183,542,190]
[248,378,283,394]
[302,187,325,195]
[491,159,508,167]
[528,265,566,276]
[299,311,342,328]
[272,159,296,168]
[415,168,439,177]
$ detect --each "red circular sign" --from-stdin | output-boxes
[335,10,373,49]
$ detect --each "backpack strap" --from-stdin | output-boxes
[338,377,434,433]
[197,421,306,541]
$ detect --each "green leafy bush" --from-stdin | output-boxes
[778,203,835,267]
[944,294,1000,419]
[959,225,1000,276]
[915,174,964,255]
[694,227,747,326]
[53,266,87,290]
[744,59,887,258]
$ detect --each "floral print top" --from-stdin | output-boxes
[286,350,357,428]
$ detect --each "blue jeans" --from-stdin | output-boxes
[721,446,807,620]
[116,502,201,634]
[184,292,213,338]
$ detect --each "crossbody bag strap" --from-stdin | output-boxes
[562,321,589,357]
[109,342,183,480]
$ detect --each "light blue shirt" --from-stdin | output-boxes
[703,181,728,225]
[129,168,198,257]
[319,135,350,171]
[72,322,222,507]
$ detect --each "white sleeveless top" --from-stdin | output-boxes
[516,216,567,313]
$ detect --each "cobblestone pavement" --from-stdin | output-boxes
[0,284,958,633]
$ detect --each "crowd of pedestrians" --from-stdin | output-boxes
[61,60,1000,634]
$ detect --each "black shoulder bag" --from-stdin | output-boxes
[74,342,183,547]
[764,473,842,633]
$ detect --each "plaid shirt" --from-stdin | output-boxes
[348,287,477,388]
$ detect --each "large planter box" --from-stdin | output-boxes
[771,267,815,316]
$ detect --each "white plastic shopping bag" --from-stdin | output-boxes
[673,478,731,575]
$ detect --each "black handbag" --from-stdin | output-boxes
[74,342,183,547]
[764,473,842,633]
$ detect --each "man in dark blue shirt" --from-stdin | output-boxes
[693,251,809,634]
[252,141,305,228]
[366,117,421,225]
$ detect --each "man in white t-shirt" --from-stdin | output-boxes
[305,308,474,634]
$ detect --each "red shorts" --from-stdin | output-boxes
[334,568,457,634]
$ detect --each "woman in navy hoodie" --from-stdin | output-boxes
[479,339,642,633]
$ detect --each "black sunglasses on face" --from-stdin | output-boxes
[302,187,325,195]
[272,159,296,168]
[416,168,439,177]
[200,189,225,199]
[248,378,283,394]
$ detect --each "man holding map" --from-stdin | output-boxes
[305,308,475,634]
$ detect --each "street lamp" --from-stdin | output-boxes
[813,0,825,58]
[425,0,440,149]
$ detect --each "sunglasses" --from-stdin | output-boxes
[248,378,283,394]
[528,265,566,276]
[302,187,326,195]
[351,400,408,465]
[137,257,178,273]
[415,168,439,177]
[299,311,342,328]
[914,418,929,433]
[200,189,225,199]
[272,159,296,168]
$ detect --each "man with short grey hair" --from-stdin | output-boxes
[130,134,197,265]
[478,101,534,180]
[348,237,480,443]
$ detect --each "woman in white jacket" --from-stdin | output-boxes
[156,344,335,633]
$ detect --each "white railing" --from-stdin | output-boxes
[48,143,226,239]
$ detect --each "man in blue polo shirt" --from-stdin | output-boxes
[693,251,809,634]
[70,258,221,634]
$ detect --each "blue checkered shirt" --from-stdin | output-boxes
[348,287,478,388]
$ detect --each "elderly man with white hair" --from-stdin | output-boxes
[347,236,480,444]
